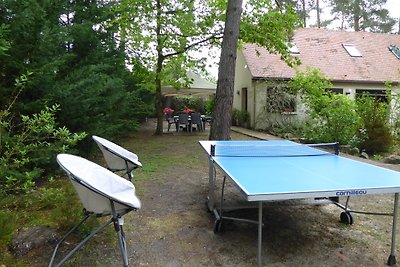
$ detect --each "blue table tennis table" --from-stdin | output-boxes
[199,140,400,267]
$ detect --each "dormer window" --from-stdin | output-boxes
[389,45,400,59]
[342,43,362,57]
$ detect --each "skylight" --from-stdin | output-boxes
[289,43,300,54]
[342,43,362,57]
[389,45,400,59]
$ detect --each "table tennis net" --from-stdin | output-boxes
[210,143,338,157]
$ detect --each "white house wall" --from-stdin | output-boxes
[234,72,399,130]
[233,51,254,123]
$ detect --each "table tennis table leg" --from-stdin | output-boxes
[207,157,215,212]
[257,201,263,267]
[388,193,399,266]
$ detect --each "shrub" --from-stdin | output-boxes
[290,69,360,145]
[304,94,360,144]
[205,96,215,115]
[232,109,250,128]
[356,96,393,154]
[168,96,207,114]
[0,104,87,194]
[0,210,14,244]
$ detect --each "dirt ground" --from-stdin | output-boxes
[41,119,400,266]
[101,119,400,267]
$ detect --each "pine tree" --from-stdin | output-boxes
[327,0,396,32]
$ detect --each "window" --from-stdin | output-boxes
[264,87,296,113]
[342,44,362,57]
[326,88,344,94]
[389,45,400,59]
[356,89,387,102]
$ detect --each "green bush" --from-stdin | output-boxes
[0,104,86,194]
[290,69,360,145]
[169,96,207,114]
[356,96,393,154]
[205,96,215,115]
[0,210,14,245]
[232,109,250,128]
[47,64,154,140]
[303,94,360,144]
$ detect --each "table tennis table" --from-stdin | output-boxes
[199,140,400,267]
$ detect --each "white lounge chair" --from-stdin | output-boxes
[92,135,142,181]
[48,154,141,267]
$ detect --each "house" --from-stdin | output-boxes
[233,28,400,130]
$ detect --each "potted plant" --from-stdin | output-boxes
[182,108,193,114]
[163,107,174,119]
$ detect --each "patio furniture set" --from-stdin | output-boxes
[165,112,212,133]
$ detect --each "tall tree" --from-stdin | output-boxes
[327,0,396,32]
[210,0,300,140]
[280,0,315,28]
[209,0,242,140]
[0,1,152,140]
[116,0,224,135]
[117,0,299,136]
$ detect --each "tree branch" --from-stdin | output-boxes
[163,33,223,58]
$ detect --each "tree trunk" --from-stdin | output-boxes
[209,0,243,140]
[154,0,164,135]
[154,70,164,135]
[302,0,306,27]
[353,0,360,31]
[316,0,320,28]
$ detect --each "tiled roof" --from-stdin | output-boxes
[242,28,400,83]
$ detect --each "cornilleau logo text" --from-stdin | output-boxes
[336,190,367,196]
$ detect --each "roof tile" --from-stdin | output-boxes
[243,28,400,83]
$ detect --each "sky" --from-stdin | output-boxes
[386,0,400,18]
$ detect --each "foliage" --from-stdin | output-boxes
[386,83,400,138]
[356,95,393,154]
[255,79,297,131]
[168,96,207,114]
[48,63,153,140]
[115,0,226,134]
[211,0,301,140]
[0,210,14,245]
[0,24,10,56]
[290,68,395,153]
[278,0,314,28]
[0,1,152,141]
[290,68,333,114]
[0,104,86,194]
[116,0,300,136]
[290,68,360,145]
[232,108,250,128]
[240,0,301,67]
[205,96,216,115]
[302,94,360,145]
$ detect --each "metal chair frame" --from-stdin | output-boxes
[49,154,140,267]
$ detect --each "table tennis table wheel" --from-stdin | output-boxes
[340,211,353,225]
[214,219,222,233]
